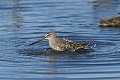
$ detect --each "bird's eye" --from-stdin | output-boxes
[45,33,51,38]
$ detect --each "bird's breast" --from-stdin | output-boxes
[48,40,63,51]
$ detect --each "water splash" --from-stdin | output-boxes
[63,38,73,42]
[90,43,96,49]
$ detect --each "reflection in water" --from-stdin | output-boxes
[18,48,92,59]
[17,48,92,78]
[92,0,119,10]
[92,0,120,20]
[9,0,24,28]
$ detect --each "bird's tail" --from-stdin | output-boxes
[81,42,90,48]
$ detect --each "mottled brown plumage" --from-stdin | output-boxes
[99,16,120,27]
[29,32,90,51]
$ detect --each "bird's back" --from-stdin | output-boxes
[99,16,120,27]
[55,38,89,51]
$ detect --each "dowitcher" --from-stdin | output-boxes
[29,32,90,51]
[99,16,120,27]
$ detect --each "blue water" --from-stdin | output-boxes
[0,0,120,79]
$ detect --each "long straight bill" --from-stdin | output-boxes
[29,38,45,46]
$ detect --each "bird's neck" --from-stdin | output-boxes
[48,37,56,42]
[48,37,57,49]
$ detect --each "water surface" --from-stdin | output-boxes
[0,0,120,79]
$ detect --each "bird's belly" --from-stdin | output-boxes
[49,43,63,51]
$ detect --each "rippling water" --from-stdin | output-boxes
[0,0,120,79]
